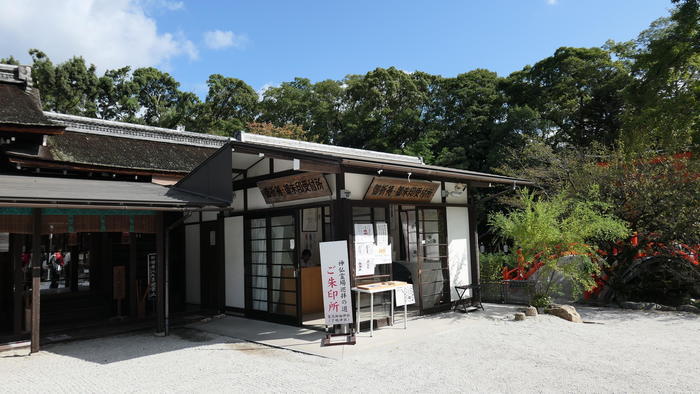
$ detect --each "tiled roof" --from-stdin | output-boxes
[44,112,229,149]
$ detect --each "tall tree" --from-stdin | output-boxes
[198,74,258,135]
[258,78,343,143]
[340,67,434,156]
[616,0,700,150]
[131,67,188,127]
[430,69,519,172]
[96,66,139,121]
[29,49,99,116]
[503,47,630,148]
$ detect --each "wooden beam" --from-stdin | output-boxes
[0,125,65,135]
[128,234,137,317]
[467,188,481,303]
[30,208,41,353]
[155,212,165,334]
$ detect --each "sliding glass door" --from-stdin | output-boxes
[246,213,299,324]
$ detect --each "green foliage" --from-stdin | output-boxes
[0,55,20,65]
[479,252,515,282]
[531,294,553,308]
[197,74,258,136]
[503,47,630,148]
[488,189,630,298]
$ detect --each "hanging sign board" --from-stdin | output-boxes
[147,253,157,299]
[257,173,331,204]
[364,177,439,202]
[319,241,354,325]
[395,284,416,307]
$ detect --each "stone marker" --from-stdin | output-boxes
[544,304,583,323]
[514,312,526,321]
[524,306,538,317]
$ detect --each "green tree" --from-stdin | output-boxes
[340,67,434,157]
[131,67,186,127]
[0,56,20,65]
[29,50,99,116]
[503,47,630,148]
[258,78,344,143]
[615,0,700,150]
[198,74,258,136]
[96,66,139,121]
[430,69,520,172]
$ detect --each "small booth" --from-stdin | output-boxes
[183,132,531,331]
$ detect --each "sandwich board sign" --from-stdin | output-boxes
[319,241,353,325]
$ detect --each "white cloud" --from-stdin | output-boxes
[0,0,197,72]
[256,82,276,98]
[546,0,558,4]
[144,0,184,11]
[203,30,248,50]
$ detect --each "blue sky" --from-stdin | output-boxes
[1,0,676,97]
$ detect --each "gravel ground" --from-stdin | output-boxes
[1,305,699,393]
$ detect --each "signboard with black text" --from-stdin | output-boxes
[257,173,332,204]
[147,253,157,299]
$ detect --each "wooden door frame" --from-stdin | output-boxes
[243,210,301,325]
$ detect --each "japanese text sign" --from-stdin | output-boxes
[363,177,439,202]
[319,241,354,325]
[257,173,331,204]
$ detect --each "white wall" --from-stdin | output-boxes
[201,209,218,222]
[345,173,373,200]
[185,224,201,304]
[231,189,244,211]
[184,212,199,224]
[247,157,269,177]
[274,158,294,172]
[447,206,471,301]
[224,216,245,309]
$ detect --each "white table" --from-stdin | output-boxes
[352,282,408,337]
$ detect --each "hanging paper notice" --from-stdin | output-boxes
[395,284,416,307]
[354,223,374,244]
[355,242,375,276]
[320,241,354,325]
[376,222,388,247]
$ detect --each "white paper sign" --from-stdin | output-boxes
[354,242,375,276]
[320,241,354,325]
[395,284,416,307]
[374,244,392,265]
[376,222,388,246]
[354,223,374,244]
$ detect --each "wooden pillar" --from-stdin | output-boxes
[69,242,79,292]
[155,213,165,334]
[30,208,41,353]
[333,170,347,242]
[11,234,24,334]
[128,234,137,317]
[467,187,481,302]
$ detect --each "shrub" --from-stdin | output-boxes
[479,252,515,282]
[488,188,630,299]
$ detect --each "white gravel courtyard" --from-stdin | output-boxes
[1,304,698,393]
